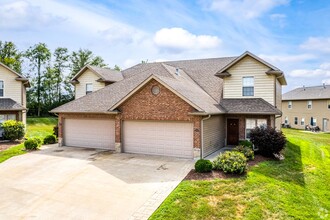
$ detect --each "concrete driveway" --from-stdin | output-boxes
[0,145,193,220]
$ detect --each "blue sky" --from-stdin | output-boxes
[1,0,330,93]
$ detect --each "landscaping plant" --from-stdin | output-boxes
[195,159,212,173]
[234,145,254,161]
[1,120,25,141]
[213,151,247,174]
[238,140,253,148]
[43,135,57,144]
[249,126,286,157]
[24,137,42,150]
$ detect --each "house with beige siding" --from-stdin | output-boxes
[51,51,287,159]
[0,62,29,137]
[282,85,330,131]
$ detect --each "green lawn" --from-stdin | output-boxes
[0,117,58,163]
[150,129,330,220]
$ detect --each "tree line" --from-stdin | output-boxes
[0,41,119,116]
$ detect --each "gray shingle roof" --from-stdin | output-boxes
[0,98,25,111]
[88,66,123,82]
[283,85,330,100]
[220,98,282,114]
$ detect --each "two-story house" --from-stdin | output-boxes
[0,62,29,136]
[51,51,286,159]
[282,85,330,131]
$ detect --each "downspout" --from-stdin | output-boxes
[201,115,211,159]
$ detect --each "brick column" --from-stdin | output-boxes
[58,115,63,147]
[115,114,122,153]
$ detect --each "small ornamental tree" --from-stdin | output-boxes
[1,120,25,141]
[249,126,286,157]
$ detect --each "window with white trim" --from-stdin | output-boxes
[245,118,267,139]
[294,117,298,125]
[0,81,3,97]
[301,118,305,126]
[288,101,292,109]
[313,118,317,126]
[242,76,254,96]
[284,116,288,124]
[307,100,312,109]
[86,83,93,95]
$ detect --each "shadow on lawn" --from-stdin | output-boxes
[253,141,305,186]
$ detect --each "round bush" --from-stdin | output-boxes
[43,135,57,144]
[24,137,42,150]
[1,120,25,141]
[234,145,254,161]
[195,159,213,173]
[212,151,247,174]
[250,126,286,157]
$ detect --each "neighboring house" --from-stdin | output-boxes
[0,62,29,136]
[282,85,330,131]
[70,65,123,99]
[51,51,287,159]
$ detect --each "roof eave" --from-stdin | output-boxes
[188,111,226,116]
[49,110,120,114]
[214,71,231,78]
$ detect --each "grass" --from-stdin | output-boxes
[0,117,58,163]
[150,129,330,220]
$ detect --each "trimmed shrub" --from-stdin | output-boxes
[195,159,212,173]
[234,145,254,161]
[24,137,42,150]
[238,140,253,148]
[250,126,287,157]
[213,151,247,174]
[53,125,58,137]
[43,135,57,144]
[1,120,25,141]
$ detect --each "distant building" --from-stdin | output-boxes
[282,84,330,131]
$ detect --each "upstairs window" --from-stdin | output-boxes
[242,76,254,96]
[307,100,312,109]
[294,117,298,125]
[301,118,305,126]
[0,81,3,97]
[86,83,93,95]
[288,101,292,109]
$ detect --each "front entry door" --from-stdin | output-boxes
[227,119,239,145]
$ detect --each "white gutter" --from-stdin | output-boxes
[201,115,211,159]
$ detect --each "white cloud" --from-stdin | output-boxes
[259,53,316,63]
[270,13,287,28]
[153,27,221,53]
[322,79,330,85]
[289,62,330,78]
[0,1,64,30]
[300,37,330,53]
[203,0,289,19]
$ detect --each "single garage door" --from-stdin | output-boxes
[64,118,115,150]
[123,121,193,158]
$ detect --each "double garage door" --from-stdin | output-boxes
[63,119,193,158]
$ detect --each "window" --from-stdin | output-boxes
[313,118,317,126]
[288,101,292,109]
[0,81,3,97]
[86,83,93,95]
[307,100,312,109]
[328,100,330,109]
[301,118,305,126]
[245,118,267,139]
[284,117,288,124]
[242,77,254,96]
[294,117,298,125]
[0,114,16,123]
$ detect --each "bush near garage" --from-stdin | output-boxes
[1,120,25,141]
[24,137,42,150]
[43,135,57,144]
[249,126,286,157]
[234,145,254,161]
[213,151,247,174]
[195,159,213,173]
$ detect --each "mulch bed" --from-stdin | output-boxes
[184,154,271,181]
[0,141,22,152]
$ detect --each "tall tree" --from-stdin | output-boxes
[0,41,23,73]
[53,47,69,102]
[25,43,51,116]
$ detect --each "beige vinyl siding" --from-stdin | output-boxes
[0,66,22,104]
[75,70,105,99]
[275,79,282,129]
[282,99,330,131]
[202,115,225,157]
[223,56,275,105]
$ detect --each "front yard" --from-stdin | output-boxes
[0,117,57,163]
[150,129,330,220]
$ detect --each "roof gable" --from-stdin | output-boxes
[71,65,123,84]
[0,62,30,87]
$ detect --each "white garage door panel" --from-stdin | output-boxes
[124,121,193,158]
[64,119,115,150]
